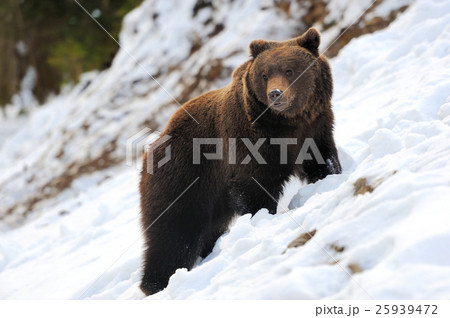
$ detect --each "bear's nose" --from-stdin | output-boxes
[268,89,283,102]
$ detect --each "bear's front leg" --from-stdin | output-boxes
[301,128,341,183]
[228,177,280,215]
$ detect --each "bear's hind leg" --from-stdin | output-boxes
[140,217,206,296]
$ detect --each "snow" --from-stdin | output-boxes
[1,0,450,299]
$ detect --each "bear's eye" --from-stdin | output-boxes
[262,74,268,81]
[285,69,293,77]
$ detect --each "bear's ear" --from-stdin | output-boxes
[249,40,271,58]
[296,27,321,56]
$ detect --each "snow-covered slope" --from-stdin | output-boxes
[1,0,450,299]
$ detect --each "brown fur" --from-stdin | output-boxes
[139,28,341,295]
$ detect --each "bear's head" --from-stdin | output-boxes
[246,28,332,121]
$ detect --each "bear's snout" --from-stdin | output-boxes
[267,75,290,108]
[268,89,283,102]
[268,88,290,110]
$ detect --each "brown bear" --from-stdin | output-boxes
[139,27,341,295]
